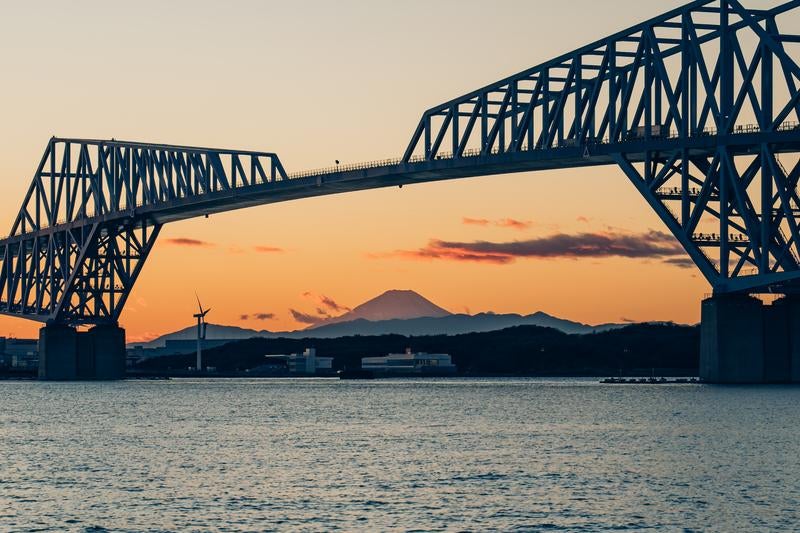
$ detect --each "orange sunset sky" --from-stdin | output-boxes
[0,1,721,341]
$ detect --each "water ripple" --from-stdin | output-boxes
[0,378,799,531]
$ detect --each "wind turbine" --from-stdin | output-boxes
[193,294,211,372]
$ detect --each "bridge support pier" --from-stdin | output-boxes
[700,296,800,384]
[38,324,126,380]
[776,297,800,383]
[38,325,79,380]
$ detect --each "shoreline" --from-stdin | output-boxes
[0,370,700,381]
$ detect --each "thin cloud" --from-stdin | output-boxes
[371,245,511,264]
[303,292,351,313]
[576,216,590,223]
[463,217,533,230]
[495,218,533,230]
[662,257,695,269]
[254,245,284,253]
[290,309,326,325]
[241,312,277,320]
[373,230,685,265]
[163,237,214,247]
[319,295,350,313]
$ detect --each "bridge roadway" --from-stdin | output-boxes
[3,125,799,249]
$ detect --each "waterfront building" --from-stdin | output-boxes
[0,337,39,370]
[261,348,334,376]
[361,349,457,376]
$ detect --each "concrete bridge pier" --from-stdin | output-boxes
[700,295,800,384]
[38,323,126,380]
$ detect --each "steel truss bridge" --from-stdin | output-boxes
[2,0,800,327]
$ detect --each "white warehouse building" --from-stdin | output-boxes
[361,349,457,376]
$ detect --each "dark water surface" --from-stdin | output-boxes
[1,378,799,532]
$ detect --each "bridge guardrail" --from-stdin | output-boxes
[286,120,800,179]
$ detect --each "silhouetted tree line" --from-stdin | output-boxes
[136,323,700,376]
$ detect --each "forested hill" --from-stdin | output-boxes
[136,323,700,376]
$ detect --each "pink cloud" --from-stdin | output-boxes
[373,230,686,265]
[163,237,213,247]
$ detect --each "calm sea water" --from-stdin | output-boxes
[1,378,799,532]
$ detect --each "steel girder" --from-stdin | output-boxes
[402,0,800,295]
[8,138,288,238]
[0,219,160,325]
[0,139,286,325]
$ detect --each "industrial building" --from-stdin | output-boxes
[260,348,334,376]
[361,349,457,376]
[0,337,39,371]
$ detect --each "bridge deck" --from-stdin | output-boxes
[2,126,799,250]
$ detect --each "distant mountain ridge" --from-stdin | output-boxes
[323,289,451,324]
[131,313,627,349]
[133,324,271,349]
[132,289,450,348]
[300,311,623,338]
[129,288,638,349]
